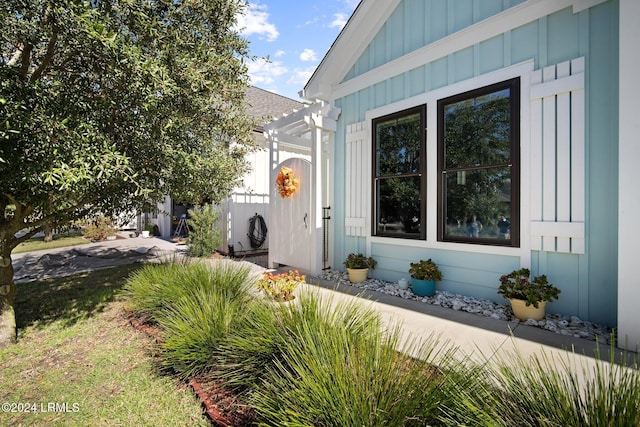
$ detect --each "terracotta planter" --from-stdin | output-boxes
[510,298,546,321]
[410,277,436,297]
[347,268,369,283]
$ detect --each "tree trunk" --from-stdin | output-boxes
[44,223,53,243]
[0,247,17,347]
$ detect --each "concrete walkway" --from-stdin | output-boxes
[300,279,627,370]
[11,235,187,283]
[12,235,633,374]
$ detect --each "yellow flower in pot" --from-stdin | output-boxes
[258,270,305,302]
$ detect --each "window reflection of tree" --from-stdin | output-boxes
[443,89,512,240]
[375,111,423,237]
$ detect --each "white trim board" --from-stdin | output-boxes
[328,0,603,102]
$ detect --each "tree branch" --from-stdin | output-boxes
[19,44,33,81]
[6,44,23,67]
[30,31,57,83]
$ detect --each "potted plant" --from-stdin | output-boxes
[141,221,154,238]
[409,259,442,297]
[257,270,305,302]
[497,268,561,321]
[343,253,377,283]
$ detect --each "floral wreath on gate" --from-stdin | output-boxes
[276,166,299,198]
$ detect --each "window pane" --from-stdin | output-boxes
[375,112,421,176]
[444,88,511,169]
[376,176,421,236]
[443,167,511,239]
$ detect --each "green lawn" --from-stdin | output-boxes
[13,234,90,254]
[0,265,209,426]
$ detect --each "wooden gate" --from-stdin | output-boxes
[269,158,312,272]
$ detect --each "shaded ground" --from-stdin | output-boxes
[12,243,182,283]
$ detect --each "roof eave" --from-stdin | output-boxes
[302,0,402,102]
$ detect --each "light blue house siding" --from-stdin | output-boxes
[333,1,619,326]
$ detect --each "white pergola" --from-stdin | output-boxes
[264,101,341,275]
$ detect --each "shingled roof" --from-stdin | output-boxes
[245,86,305,132]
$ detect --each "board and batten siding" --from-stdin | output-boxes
[343,0,528,82]
[334,0,617,325]
[342,58,587,305]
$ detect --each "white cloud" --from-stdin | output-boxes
[330,12,349,29]
[299,48,318,62]
[236,3,279,42]
[329,1,359,29]
[274,50,286,58]
[287,66,317,87]
[303,16,320,27]
[247,58,288,86]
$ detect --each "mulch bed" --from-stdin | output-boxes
[128,316,257,426]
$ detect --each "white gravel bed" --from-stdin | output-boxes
[318,270,612,344]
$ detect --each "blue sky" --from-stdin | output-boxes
[236,0,360,102]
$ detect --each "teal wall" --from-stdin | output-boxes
[370,243,520,303]
[343,0,527,82]
[333,0,619,326]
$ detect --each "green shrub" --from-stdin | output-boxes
[122,262,191,317]
[246,293,466,426]
[122,261,255,318]
[122,261,257,377]
[82,215,117,241]
[187,204,221,257]
[465,341,640,427]
[214,291,382,391]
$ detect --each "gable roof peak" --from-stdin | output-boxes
[302,0,401,102]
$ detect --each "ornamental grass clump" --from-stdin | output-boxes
[122,261,192,318]
[468,339,640,427]
[122,261,257,377]
[123,261,254,318]
[214,291,382,391]
[257,270,304,301]
[248,293,469,426]
[155,286,250,378]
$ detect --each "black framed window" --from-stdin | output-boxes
[372,106,426,239]
[437,78,520,246]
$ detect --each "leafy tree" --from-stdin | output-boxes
[0,0,257,345]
